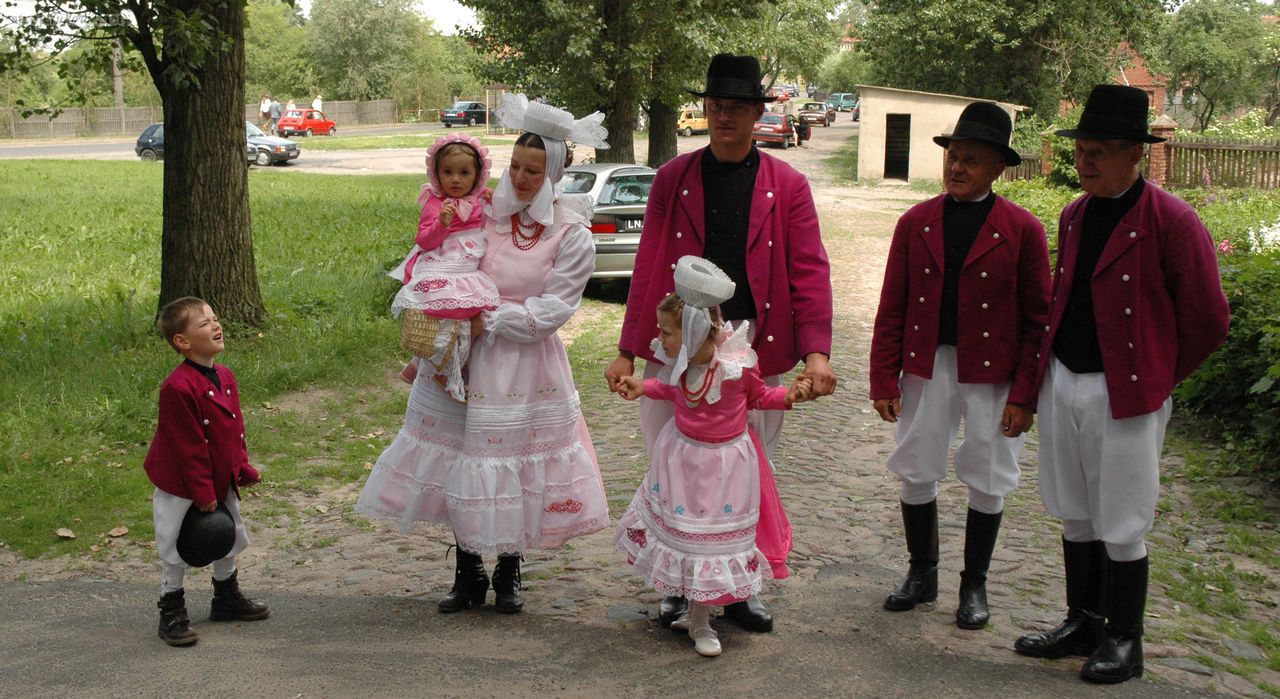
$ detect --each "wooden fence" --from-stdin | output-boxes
[1000,154,1042,181]
[1165,136,1280,189]
[2,99,398,139]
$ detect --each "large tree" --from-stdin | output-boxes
[3,1,266,324]
[460,0,770,167]
[1156,0,1270,130]
[244,0,311,104]
[733,0,841,92]
[863,0,1164,116]
[307,0,418,100]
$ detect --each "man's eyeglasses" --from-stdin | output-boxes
[705,101,754,117]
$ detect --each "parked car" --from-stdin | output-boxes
[838,93,859,113]
[439,101,488,127]
[752,112,795,149]
[276,108,336,137]
[246,121,300,165]
[135,122,270,165]
[798,101,834,127]
[676,108,708,137]
[136,123,164,161]
[827,92,850,111]
[851,97,861,122]
[561,163,657,280]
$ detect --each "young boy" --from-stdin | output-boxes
[144,297,269,646]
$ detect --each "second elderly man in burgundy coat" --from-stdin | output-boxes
[870,102,1051,631]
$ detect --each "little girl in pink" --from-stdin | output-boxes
[390,133,499,401]
[613,256,811,657]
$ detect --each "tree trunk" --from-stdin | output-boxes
[157,1,266,325]
[646,98,678,168]
[593,0,636,164]
[596,96,636,164]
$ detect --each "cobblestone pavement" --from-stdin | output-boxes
[6,118,1274,697]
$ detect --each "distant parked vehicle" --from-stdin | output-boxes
[440,101,488,127]
[676,108,708,137]
[136,123,164,161]
[276,108,336,137]
[798,101,834,127]
[561,163,657,280]
[826,92,850,111]
[752,113,795,149]
[245,121,300,165]
[838,93,859,113]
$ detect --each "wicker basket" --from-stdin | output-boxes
[399,310,460,368]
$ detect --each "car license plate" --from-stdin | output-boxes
[620,219,644,231]
[595,236,616,244]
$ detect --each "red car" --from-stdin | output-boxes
[752,113,796,149]
[276,108,336,137]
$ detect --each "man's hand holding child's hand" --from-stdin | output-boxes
[615,376,643,401]
[786,376,814,405]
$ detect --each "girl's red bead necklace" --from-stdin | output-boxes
[510,213,546,250]
[680,361,719,404]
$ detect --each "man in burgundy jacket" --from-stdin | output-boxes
[870,102,1051,631]
[1014,86,1229,684]
[605,54,835,633]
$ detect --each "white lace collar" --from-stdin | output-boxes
[649,321,757,405]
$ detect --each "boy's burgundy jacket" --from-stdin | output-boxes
[144,362,258,507]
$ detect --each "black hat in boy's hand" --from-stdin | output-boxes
[177,502,235,568]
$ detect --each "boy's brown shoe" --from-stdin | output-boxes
[210,570,271,621]
[158,589,199,646]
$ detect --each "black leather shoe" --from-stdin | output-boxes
[722,595,773,633]
[1014,611,1104,658]
[955,574,989,629]
[1081,633,1143,683]
[438,546,489,613]
[658,595,688,629]
[884,567,938,611]
[492,554,524,614]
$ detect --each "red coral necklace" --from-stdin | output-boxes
[510,213,546,250]
[680,361,719,404]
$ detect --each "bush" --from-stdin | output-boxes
[993,178,1078,252]
[1175,248,1280,477]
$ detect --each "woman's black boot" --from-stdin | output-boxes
[438,545,489,613]
[884,500,939,611]
[492,554,524,614]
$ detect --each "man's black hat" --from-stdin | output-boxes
[176,502,235,568]
[1055,84,1165,143]
[933,101,1022,166]
[689,53,776,103]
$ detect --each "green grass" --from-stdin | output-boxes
[0,160,435,556]
[825,132,859,184]
[295,130,516,152]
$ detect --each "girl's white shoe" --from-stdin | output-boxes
[689,625,722,657]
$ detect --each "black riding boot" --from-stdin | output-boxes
[658,596,689,628]
[492,554,524,614]
[438,545,489,613]
[884,500,938,611]
[722,594,774,633]
[956,508,1002,629]
[1015,539,1107,658]
[1082,556,1147,683]
[210,570,271,621]
[157,589,198,646]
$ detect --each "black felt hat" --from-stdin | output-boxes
[933,101,1022,166]
[689,53,776,103]
[1055,84,1165,143]
[176,502,235,568]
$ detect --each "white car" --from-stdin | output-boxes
[561,163,657,280]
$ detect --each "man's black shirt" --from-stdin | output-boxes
[701,146,761,322]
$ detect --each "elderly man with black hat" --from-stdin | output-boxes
[870,102,1051,630]
[1013,85,1229,684]
[605,53,835,633]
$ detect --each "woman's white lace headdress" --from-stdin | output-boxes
[490,93,609,226]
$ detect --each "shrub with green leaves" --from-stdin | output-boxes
[1175,248,1280,477]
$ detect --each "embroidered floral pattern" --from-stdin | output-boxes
[651,482,660,493]
[674,505,685,515]
[413,278,450,293]
[536,381,559,396]
[544,498,583,513]
[506,387,525,399]
[746,556,760,573]
[626,528,647,547]
[723,504,733,514]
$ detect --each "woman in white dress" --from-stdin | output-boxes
[357,94,611,614]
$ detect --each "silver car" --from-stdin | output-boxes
[561,163,656,280]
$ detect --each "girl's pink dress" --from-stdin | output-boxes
[614,324,793,605]
[390,189,499,402]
